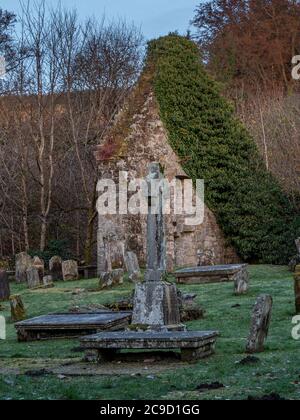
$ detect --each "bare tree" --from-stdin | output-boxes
[56,12,143,263]
[0,1,143,260]
[236,90,300,201]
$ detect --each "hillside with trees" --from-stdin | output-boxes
[192,0,300,206]
[0,4,143,264]
[0,1,299,266]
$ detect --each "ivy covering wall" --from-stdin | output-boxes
[148,35,300,264]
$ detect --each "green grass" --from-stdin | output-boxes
[0,265,299,400]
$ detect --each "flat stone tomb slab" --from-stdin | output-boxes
[174,264,248,285]
[81,330,219,363]
[15,312,131,342]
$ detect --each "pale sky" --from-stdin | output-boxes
[1,0,201,40]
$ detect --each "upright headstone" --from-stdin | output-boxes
[110,238,125,269]
[10,295,26,322]
[0,270,10,301]
[49,256,62,281]
[246,294,273,353]
[234,267,250,295]
[62,260,79,281]
[97,230,112,275]
[26,267,41,289]
[124,251,142,283]
[43,275,54,288]
[32,256,45,282]
[99,269,124,289]
[132,163,182,330]
[294,265,300,314]
[197,249,216,266]
[15,252,32,283]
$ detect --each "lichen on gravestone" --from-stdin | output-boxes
[246,294,273,353]
[10,295,26,322]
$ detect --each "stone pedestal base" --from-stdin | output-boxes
[132,281,183,330]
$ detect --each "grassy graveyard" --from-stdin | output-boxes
[0,265,299,400]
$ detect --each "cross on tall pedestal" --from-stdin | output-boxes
[132,163,183,331]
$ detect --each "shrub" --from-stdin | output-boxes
[29,240,73,265]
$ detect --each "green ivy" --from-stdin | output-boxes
[148,35,300,264]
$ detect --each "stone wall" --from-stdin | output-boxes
[96,90,239,272]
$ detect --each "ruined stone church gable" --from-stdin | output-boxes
[96,85,239,271]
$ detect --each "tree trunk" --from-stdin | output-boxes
[234,267,250,295]
[84,181,98,264]
[84,211,97,265]
[40,217,47,252]
[23,213,29,252]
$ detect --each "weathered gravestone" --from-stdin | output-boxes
[294,265,300,314]
[97,230,112,275]
[49,256,62,281]
[43,275,54,289]
[62,260,79,281]
[10,295,26,322]
[246,294,273,353]
[124,251,142,283]
[15,252,32,283]
[0,270,10,301]
[26,267,41,289]
[98,225,126,288]
[32,256,45,282]
[197,249,216,266]
[177,291,204,322]
[234,266,250,295]
[99,269,124,289]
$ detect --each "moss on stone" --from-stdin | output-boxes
[10,295,26,322]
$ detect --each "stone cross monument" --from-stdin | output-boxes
[132,163,183,331]
[144,162,166,282]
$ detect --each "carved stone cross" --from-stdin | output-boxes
[144,162,166,282]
